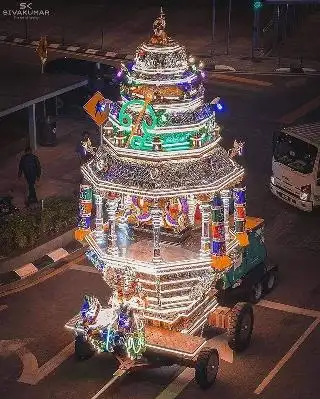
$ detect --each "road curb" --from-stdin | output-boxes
[1,34,320,74]
[0,34,133,60]
[0,34,234,71]
[0,240,86,290]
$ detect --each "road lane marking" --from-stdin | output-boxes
[66,46,80,51]
[278,95,320,124]
[214,64,236,72]
[70,264,100,273]
[154,367,195,399]
[85,49,98,55]
[153,336,232,399]
[254,318,320,395]
[105,51,117,57]
[258,300,320,319]
[212,73,273,87]
[0,338,32,356]
[49,43,60,49]
[89,335,232,399]
[0,304,8,312]
[90,372,126,399]
[18,342,74,385]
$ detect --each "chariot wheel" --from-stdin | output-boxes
[195,347,219,389]
[263,270,278,294]
[228,302,254,352]
[75,335,95,361]
[248,281,263,304]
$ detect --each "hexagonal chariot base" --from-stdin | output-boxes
[85,229,240,331]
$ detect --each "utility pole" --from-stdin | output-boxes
[273,5,281,53]
[226,0,232,55]
[101,28,104,50]
[252,1,263,59]
[212,0,216,54]
[24,19,28,40]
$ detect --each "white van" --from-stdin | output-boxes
[270,122,320,212]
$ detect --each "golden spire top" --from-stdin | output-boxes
[149,7,169,45]
[160,6,165,20]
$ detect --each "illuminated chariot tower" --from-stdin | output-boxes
[76,9,248,333]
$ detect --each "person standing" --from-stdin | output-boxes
[76,131,95,165]
[18,147,41,205]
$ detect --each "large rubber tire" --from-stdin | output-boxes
[248,281,263,304]
[228,302,254,352]
[263,270,278,294]
[75,335,95,361]
[195,348,219,389]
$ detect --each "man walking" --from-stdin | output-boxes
[18,147,41,205]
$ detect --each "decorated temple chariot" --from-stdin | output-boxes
[66,9,277,389]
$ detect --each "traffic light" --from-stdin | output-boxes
[253,1,263,10]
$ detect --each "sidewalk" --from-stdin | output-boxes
[0,116,96,290]
[0,116,96,209]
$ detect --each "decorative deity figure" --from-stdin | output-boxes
[116,216,134,255]
[150,8,169,45]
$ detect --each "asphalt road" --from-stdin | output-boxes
[0,1,256,56]
[1,72,320,399]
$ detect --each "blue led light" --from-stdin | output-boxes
[216,103,223,111]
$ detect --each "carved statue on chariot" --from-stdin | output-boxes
[149,7,169,45]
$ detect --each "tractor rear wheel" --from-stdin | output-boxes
[263,270,278,294]
[227,302,254,352]
[248,281,263,304]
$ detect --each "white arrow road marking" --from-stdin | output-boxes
[0,338,74,385]
[18,342,74,385]
[0,339,32,356]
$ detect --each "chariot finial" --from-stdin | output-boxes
[149,7,169,45]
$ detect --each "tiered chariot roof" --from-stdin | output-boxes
[83,144,243,198]
[82,9,244,196]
